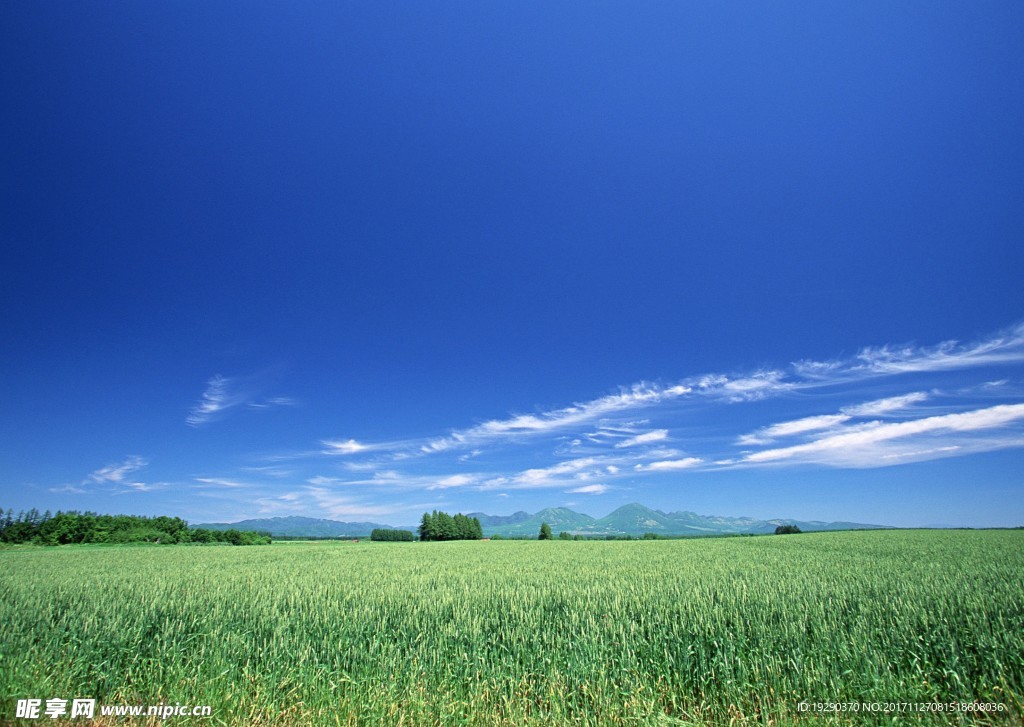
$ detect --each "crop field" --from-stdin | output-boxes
[2,531,1023,725]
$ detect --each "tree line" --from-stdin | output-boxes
[0,509,271,545]
[418,511,483,541]
[370,528,415,542]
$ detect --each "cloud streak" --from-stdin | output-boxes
[87,455,148,484]
[743,403,1024,468]
[615,429,669,448]
[420,383,693,453]
[635,457,702,472]
[566,484,610,495]
[83,456,163,492]
[187,375,238,426]
[188,373,294,426]
[796,322,1024,378]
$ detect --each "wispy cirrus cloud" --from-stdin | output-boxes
[194,477,249,488]
[566,484,611,495]
[634,457,703,472]
[187,375,239,426]
[738,414,851,446]
[87,455,148,484]
[419,383,693,454]
[795,322,1024,378]
[737,392,931,446]
[841,392,929,417]
[615,429,669,448]
[82,456,163,492]
[187,373,295,426]
[694,371,791,402]
[743,403,1024,468]
[322,439,369,455]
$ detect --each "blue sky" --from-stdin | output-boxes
[2,3,1022,527]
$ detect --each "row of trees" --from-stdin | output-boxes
[418,511,484,541]
[0,509,271,545]
[370,528,415,542]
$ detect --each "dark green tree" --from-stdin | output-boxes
[417,510,484,541]
[539,522,552,540]
[453,514,472,540]
[775,524,802,534]
[435,511,456,540]
[418,512,434,541]
[558,531,571,540]
[370,528,415,542]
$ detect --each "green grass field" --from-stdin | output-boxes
[2,531,1022,725]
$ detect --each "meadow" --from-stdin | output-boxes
[2,531,1022,725]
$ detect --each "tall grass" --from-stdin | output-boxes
[2,531,1022,725]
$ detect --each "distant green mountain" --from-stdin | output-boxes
[595,502,680,534]
[466,511,531,527]
[486,503,891,537]
[483,507,597,536]
[198,504,891,538]
[195,516,391,538]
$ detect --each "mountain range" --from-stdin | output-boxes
[196,503,891,538]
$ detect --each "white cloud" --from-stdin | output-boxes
[566,484,610,494]
[429,474,476,490]
[796,322,1024,379]
[249,487,432,522]
[87,456,148,485]
[326,470,492,492]
[721,371,790,401]
[187,375,241,426]
[514,457,604,487]
[458,449,483,462]
[738,414,851,446]
[307,476,343,486]
[421,383,692,453]
[303,487,397,519]
[744,403,1024,467]
[188,373,294,426]
[881,445,960,460]
[841,392,929,417]
[738,392,932,446]
[635,457,703,472]
[248,396,298,410]
[194,477,248,488]
[242,466,294,478]
[322,439,368,455]
[119,481,163,492]
[615,429,669,448]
